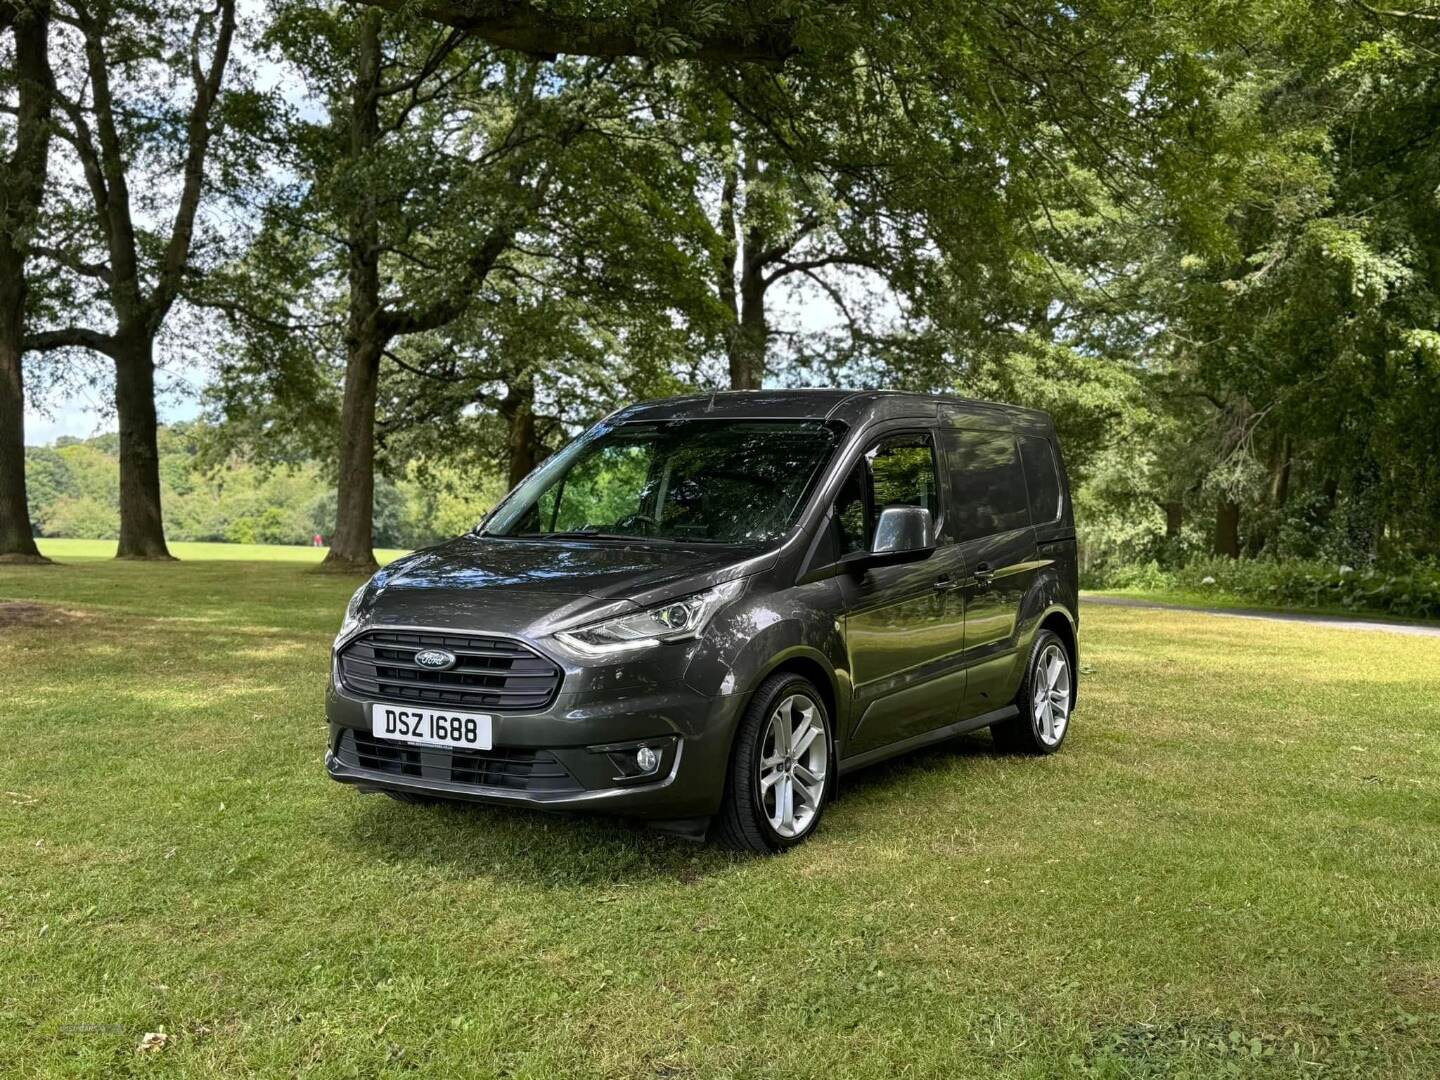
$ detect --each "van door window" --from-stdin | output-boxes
[946,429,1029,541]
[829,433,939,554]
[832,461,869,556]
[1018,435,1062,525]
[868,433,939,521]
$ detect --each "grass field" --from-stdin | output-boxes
[28,537,412,565]
[1085,587,1440,627]
[2,551,1438,1077]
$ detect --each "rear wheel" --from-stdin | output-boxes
[716,674,833,854]
[993,629,1073,755]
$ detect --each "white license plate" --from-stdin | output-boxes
[371,704,493,750]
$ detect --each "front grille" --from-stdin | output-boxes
[336,730,583,793]
[337,629,561,712]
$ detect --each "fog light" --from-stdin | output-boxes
[592,736,676,782]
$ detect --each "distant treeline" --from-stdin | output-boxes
[24,424,503,551]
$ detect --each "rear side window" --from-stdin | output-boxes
[1019,435,1062,525]
[945,429,1028,541]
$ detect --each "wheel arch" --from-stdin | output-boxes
[1036,606,1078,705]
[751,646,843,743]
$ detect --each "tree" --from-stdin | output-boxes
[24,0,238,559]
[697,107,897,391]
[1135,1,1440,565]
[210,8,642,571]
[0,0,54,562]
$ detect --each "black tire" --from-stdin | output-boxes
[992,628,1073,755]
[715,673,834,854]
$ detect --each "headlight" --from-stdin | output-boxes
[336,584,367,643]
[553,579,745,657]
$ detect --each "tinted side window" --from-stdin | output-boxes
[827,433,938,556]
[832,461,868,556]
[868,433,938,518]
[1019,435,1062,525]
[946,429,1028,541]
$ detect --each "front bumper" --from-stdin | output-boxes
[325,676,748,820]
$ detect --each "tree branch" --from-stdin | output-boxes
[1350,0,1440,21]
[29,244,113,283]
[347,0,800,62]
[23,327,117,356]
[150,0,237,328]
[74,2,143,304]
[764,252,881,287]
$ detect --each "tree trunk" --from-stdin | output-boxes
[1269,434,1291,507]
[728,251,768,390]
[0,311,46,563]
[111,334,173,559]
[1163,501,1183,539]
[320,10,385,574]
[0,1,53,563]
[501,370,538,489]
[1213,500,1240,558]
[323,338,383,572]
[722,148,767,391]
[1337,455,1381,566]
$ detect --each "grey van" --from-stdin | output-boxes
[326,390,1078,851]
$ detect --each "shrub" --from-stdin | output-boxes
[1087,557,1440,620]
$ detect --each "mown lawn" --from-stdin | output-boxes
[29,537,412,565]
[2,552,1438,1078]
[1084,588,1440,628]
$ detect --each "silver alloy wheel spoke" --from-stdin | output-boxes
[776,775,794,832]
[760,693,828,838]
[1033,644,1071,745]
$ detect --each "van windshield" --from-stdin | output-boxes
[483,420,839,544]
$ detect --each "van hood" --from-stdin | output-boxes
[357,533,760,637]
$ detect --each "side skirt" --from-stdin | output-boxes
[837,704,1019,776]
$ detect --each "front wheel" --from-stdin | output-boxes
[715,673,833,854]
[993,629,1073,755]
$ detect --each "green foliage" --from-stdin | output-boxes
[24,424,504,550]
[1089,557,1440,621]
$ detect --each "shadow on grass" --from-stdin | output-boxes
[333,792,752,889]
[833,728,1004,802]
[332,728,1015,887]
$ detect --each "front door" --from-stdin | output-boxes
[832,430,968,755]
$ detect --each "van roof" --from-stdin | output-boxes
[614,389,1054,432]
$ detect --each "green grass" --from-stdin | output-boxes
[1085,587,1440,626]
[2,559,1438,1078]
[32,537,412,565]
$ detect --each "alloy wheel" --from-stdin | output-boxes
[759,693,828,838]
[1031,643,1071,746]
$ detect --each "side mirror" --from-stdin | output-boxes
[873,505,934,555]
[837,505,935,570]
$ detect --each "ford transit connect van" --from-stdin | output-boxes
[326,390,1078,851]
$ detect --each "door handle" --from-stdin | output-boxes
[973,563,994,590]
[934,575,961,592]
